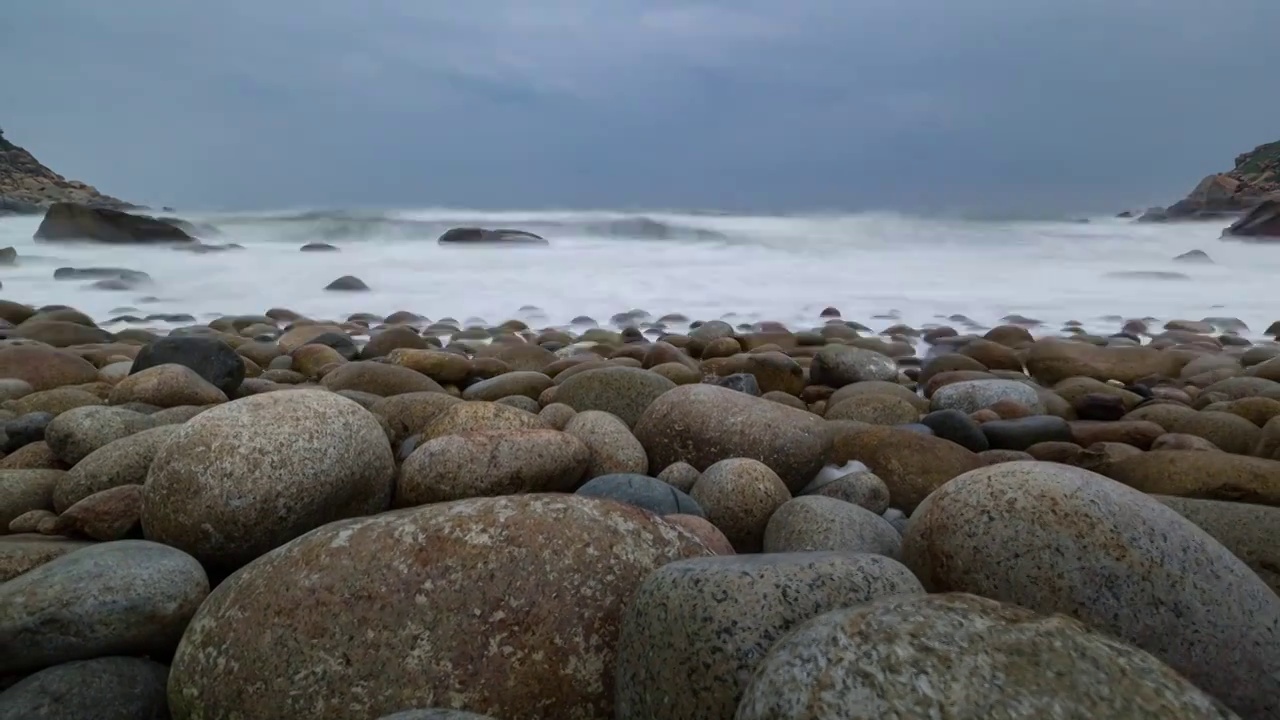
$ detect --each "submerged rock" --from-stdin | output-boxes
[33,203,193,244]
[437,227,548,245]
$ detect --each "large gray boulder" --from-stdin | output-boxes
[34,203,194,244]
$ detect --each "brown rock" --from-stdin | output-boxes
[166,494,715,720]
[829,424,982,512]
[661,514,734,554]
[420,401,548,441]
[657,461,701,493]
[1025,441,1083,463]
[825,395,919,425]
[108,364,227,407]
[319,361,444,397]
[8,508,55,533]
[711,352,804,395]
[1026,339,1184,386]
[1123,401,1199,430]
[689,458,791,553]
[56,484,143,540]
[0,442,65,470]
[1168,410,1262,455]
[386,349,473,385]
[918,353,988,385]
[1101,450,1280,505]
[538,402,577,430]
[396,430,589,506]
[10,320,113,347]
[362,326,428,359]
[826,380,928,413]
[977,449,1035,465]
[958,339,1023,371]
[0,345,99,391]
[1069,420,1165,450]
[0,534,95,581]
[461,371,553,402]
[564,411,648,479]
[1157,495,1280,597]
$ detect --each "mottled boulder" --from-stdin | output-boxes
[386,349,473,384]
[369,392,462,444]
[553,367,676,428]
[829,424,982,513]
[131,335,245,396]
[0,469,62,532]
[396,429,589,506]
[0,540,208,674]
[0,534,93,581]
[736,593,1239,720]
[824,394,918,425]
[576,473,702,516]
[166,495,713,720]
[419,401,547,441]
[902,461,1280,719]
[10,320,113,347]
[1026,339,1184,386]
[1169,410,1262,455]
[43,405,156,466]
[635,384,829,493]
[0,345,99,391]
[614,553,924,720]
[54,426,179,511]
[109,364,227,408]
[808,345,898,387]
[319,360,444,396]
[763,495,901,557]
[981,415,1074,451]
[930,378,1044,414]
[1100,450,1280,505]
[657,461,700,493]
[56,484,144,541]
[689,458,791,552]
[461,371,554,402]
[34,203,194,243]
[1157,495,1280,596]
[0,656,170,720]
[564,410,648,478]
[711,351,804,395]
[799,466,890,514]
[142,390,395,571]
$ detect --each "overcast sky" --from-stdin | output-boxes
[3,1,1278,215]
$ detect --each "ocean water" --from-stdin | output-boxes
[0,208,1276,339]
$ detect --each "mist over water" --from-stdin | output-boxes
[1,208,1276,338]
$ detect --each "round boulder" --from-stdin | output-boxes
[0,656,170,720]
[762,495,901,557]
[108,364,228,408]
[43,405,156,467]
[809,345,898,387]
[736,593,1240,720]
[902,460,1280,719]
[553,366,676,428]
[396,429,589,506]
[614,553,924,720]
[689,458,791,552]
[575,473,703,516]
[142,389,396,571]
[166,494,715,720]
[929,378,1045,415]
[563,410,648,478]
[130,335,245,396]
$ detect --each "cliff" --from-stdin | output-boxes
[1143,140,1280,221]
[0,127,132,215]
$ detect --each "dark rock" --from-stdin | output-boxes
[437,227,548,245]
[34,203,194,244]
[920,409,989,452]
[575,473,703,517]
[324,275,369,291]
[981,415,1074,451]
[1174,249,1214,263]
[300,242,339,252]
[0,246,15,265]
[303,331,360,360]
[53,267,151,282]
[4,412,54,453]
[712,372,761,396]
[1223,198,1280,239]
[130,336,246,396]
[0,656,170,719]
[1073,393,1128,421]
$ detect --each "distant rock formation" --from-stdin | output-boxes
[0,127,133,215]
[1222,198,1280,240]
[1140,140,1280,222]
[34,203,194,244]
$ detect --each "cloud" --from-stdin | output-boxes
[3,1,1279,214]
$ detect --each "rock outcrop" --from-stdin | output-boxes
[1140,139,1279,222]
[0,127,132,215]
[1223,198,1280,240]
[437,227,548,245]
[34,203,194,244]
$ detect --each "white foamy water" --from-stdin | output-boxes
[1,208,1276,338]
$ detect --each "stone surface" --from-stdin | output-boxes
[614,553,924,720]
[919,408,990,452]
[130,335,245,396]
[319,360,445,396]
[657,461,700,493]
[553,366,676,428]
[108,364,228,408]
[809,345,898,387]
[0,469,61,532]
[689,458,791,552]
[829,424,982,512]
[799,467,891,514]
[930,378,1045,414]
[1100,450,1280,505]
[735,593,1239,720]
[57,484,144,541]
[0,540,209,674]
[824,394,919,425]
[902,460,1280,719]
[142,389,395,570]
[0,534,93,581]
[54,425,179,511]
[762,495,901,557]
[166,494,714,720]
[396,429,589,506]
[43,405,155,467]
[461,371,554,402]
[635,384,829,493]
[419,401,548,441]
[981,414,1074,450]
[0,656,171,720]
[0,345,100,392]
[563,410,648,478]
[1157,495,1280,596]
[576,473,703,516]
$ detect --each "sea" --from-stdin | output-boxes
[0,208,1276,340]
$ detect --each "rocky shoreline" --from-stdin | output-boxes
[0,299,1278,718]
[1135,139,1280,237]
[0,129,133,217]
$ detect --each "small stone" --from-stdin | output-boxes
[537,402,576,430]
[3,412,54,453]
[762,495,901,557]
[919,409,989,452]
[657,461,701,492]
[396,429,588,506]
[689,458,791,552]
[809,345,898,387]
[324,275,370,291]
[563,410,648,478]
[319,361,445,396]
[576,473,703,516]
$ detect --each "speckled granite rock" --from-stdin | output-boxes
[689,458,791,552]
[576,473,703,517]
[614,552,924,720]
[1156,495,1280,597]
[0,656,170,720]
[902,461,1280,720]
[0,540,208,674]
[735,593,1239,720]
[396,429,589,506]
[763,496,901,557]
[166,494,715,720]
[798,466,890,514]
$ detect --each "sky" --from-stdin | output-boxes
[3,1,1279,215]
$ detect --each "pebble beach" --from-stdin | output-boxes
[0,282,1279,719]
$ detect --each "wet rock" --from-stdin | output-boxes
[1026,340,1183,386]
[736,593,1239,720]
[0,540,209,674]
[635,384,829,493]
[657,461,700,493]
[142,389,395,571]
[981,415,1074,450]
[1069,419,1165,449]
[166,495,712,720]
[690,458,791,552]
[829,424,982,513]
[43,405,155,466]
[564,410,648,478]
[614,553,924,720]
[0,534,94,581]
[576,473,702,516]
[56,484,144,541]
[809,345,897,387]
[1169,410,1261,455]
[1100,450,1280,504]
[763,495,901,556]
[300,242,338,251]
[713,372,761,396]
[319,360,445,397]
[902,461,1280,719]
[9,320,113,347]
[420,401,547,441]
[1156,495,1280,596]
[396,429,588,506]
[0,656,170,720]
[462,371,554,402]
[919,409,989,452]
[323,275,369,291]
[553,366,676,428]
[130,335,245,396]
[3,412,53,452]
[824,394,919,425]
[929,378,1044,415]
[799,466,891,514]
[108,364,228,408]
[8,387,104,417]
[0,469,62,532]
[1174,249,1213,263]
